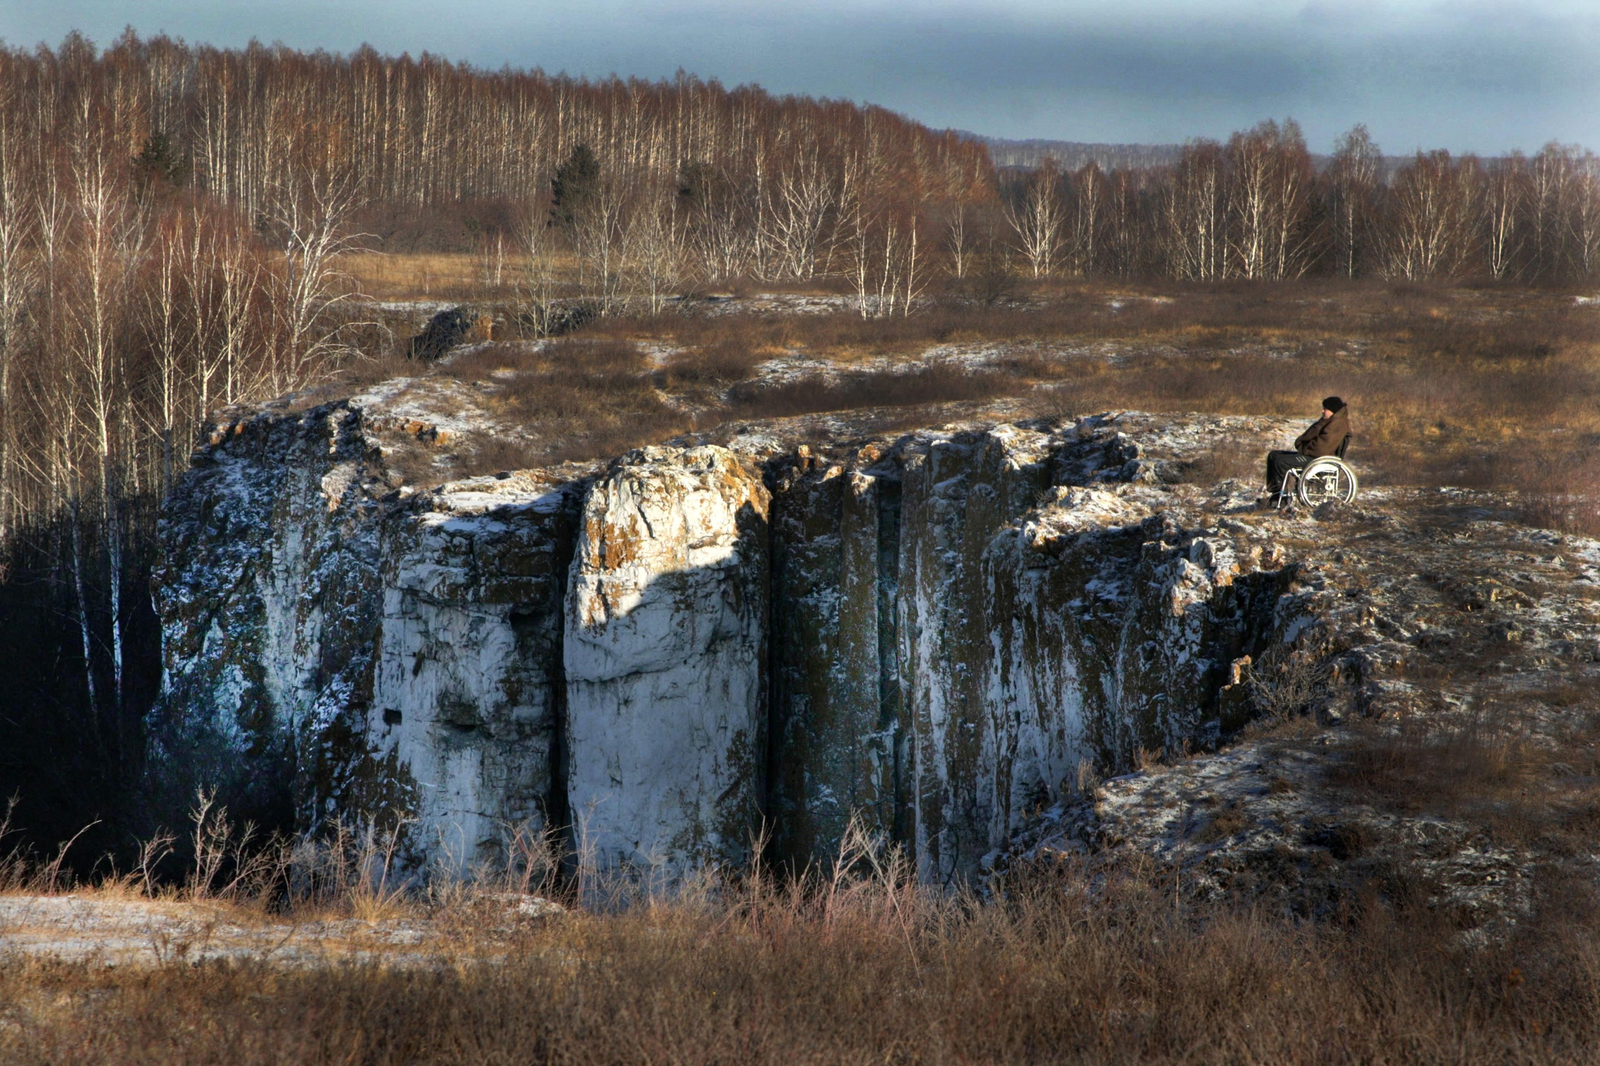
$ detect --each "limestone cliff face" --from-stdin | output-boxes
[767,445,906,869]
[564,447,770,872]
[367,474,581,870]
[152,403,388,825]
[156,405,1310,882]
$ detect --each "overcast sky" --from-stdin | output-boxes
[2,0,1596,155]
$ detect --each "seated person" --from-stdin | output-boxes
[1265,397,1350,500]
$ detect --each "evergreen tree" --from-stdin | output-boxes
[133,130,187,188]
[551,144,601,228]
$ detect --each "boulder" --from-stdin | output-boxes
[409,307,491,362]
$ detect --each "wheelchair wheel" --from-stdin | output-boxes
[1296,457,1358,507]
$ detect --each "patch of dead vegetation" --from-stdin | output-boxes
[4,851,1600,1065]
[439,338,689,468]
[1325,706,1600,856]
[335,280,1600,516]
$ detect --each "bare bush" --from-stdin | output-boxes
[1248,642,1334,722]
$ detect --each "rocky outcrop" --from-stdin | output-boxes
[409,306,492,362]
[999,493,1600,932]
[768,444,907,869]
[564,447,770,873]
[155,402,1316,882]
[152,403,389,826]
[365,473,582,870]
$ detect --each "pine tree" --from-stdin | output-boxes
[550,144,601,228]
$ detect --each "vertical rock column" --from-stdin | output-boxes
[153,402,387,829]
[896,426,1054,884]
[564,446,770,874]
[360,475,582,872]
[767,446,907,869]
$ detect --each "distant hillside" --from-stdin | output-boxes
[962,132,1436,177]
[957,133,1185,172]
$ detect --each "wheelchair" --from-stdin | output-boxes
[1278,434,1358,508]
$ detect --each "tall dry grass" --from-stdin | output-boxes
[3,830,1598,1064]
[441,338,688,469]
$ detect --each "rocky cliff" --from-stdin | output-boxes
[154,395,1319,882]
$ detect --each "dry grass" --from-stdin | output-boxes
[1326,698,1600,855]
[342,252,530,302]
[440,339,689,469]
[1514,453,1600,538]
[344,278,1600,506]
[6,765,1600,1063]
[596,279,1600,501]
[3,844,1600,1064]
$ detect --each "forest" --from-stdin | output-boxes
[0,29,1597,861]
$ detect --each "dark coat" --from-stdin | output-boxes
[1295,406,1351,457]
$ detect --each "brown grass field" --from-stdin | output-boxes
[5,821,1600,1065]
[338,262,1600,534]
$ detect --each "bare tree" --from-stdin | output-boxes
[942,200,975,279]
[1528,143,1579,281]
[1164,142,1226,281]
[1067,162,1108,277]
[514,191,563,335]
[1226,119,1314,281]
[1381,151,1479,282]
[765,155,835,280]
[1481,153,1526,281]
[142,210,186,492]
[66,124,148,710]
[1103,169,1146,279]
[1575,154,1600,280]
[264,169,367,387]
[0,112,36,540]
[1005,159,1065,278]
[680,161,755,287]
[1328,125,1381,279]
[625,187,687,314]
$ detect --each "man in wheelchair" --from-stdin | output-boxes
[1264,397,1357,507]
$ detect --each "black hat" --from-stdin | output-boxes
[1321,396,1345,412]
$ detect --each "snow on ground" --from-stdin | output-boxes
[743,340,1102,389]
[347,377,505,444]
[679,292,855,316]
[634,340,688,368]
[0,893,563,968]
[361,299,460,315]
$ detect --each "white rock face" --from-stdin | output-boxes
[368,473,581,871]
[563,446,771,873]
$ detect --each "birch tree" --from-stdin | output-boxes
[1327,125,1380,279]
[0,114,36,539]
[264,169,366,387]
[1005,159,1064,278]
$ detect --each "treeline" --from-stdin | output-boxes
[0,30,992,520]
[992,121,1600,284]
